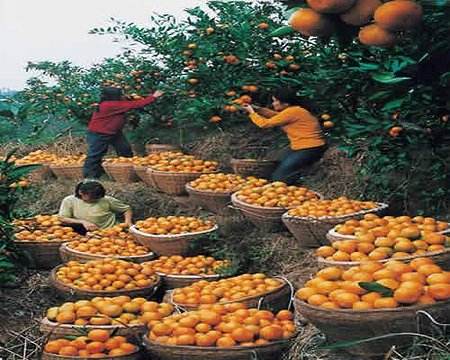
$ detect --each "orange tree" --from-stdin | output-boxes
[268,0,450,214]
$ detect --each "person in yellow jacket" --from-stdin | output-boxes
[243,88,326,184]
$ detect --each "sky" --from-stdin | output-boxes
[0,0,205,90]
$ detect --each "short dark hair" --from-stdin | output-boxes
[75,180,106,200]
[100,87,123,102]
[272,87,302,106]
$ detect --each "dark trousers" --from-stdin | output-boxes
[83,130,133,178]
[272,145,327,185]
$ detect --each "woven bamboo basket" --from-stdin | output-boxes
[185,184,232,213]
[145,143,180,154]
[282,203,389,248]
[14,240,64,269]
[317,248,450,270]
[49,165,67,179]
[62,165,84,180]
[59,243,156,264]
[148,170,218,195]
[103,163,138,183]
[40,317,147,339]
[28,164,54,182]
[129,225,218,256]
[143,335,293,360]
[294,297,450,356]
[49,266,161,300]
[156,272,223,290]
[41,349,141,360]
[326,223,450,243]
[168,277,292,313]
[134,165,155,186]
[230,158,278,179]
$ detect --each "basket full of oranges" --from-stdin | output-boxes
[294,259,450,356]
[142,255,231,289]
[185,173,251,213]
[42,329,141,359]
[50,154,86,180]
[49,259,161,300]
[143,303,296,360]
[102,157,139,183]
[147,155,219,195]
[15,150,58,181]
[231,181,321,232]
[59,224,155,264]
[130,216,217,256]
[230,158,279,179]
[282,198,387,248]
[13,215,82,269]
[40,297,174,339]
[168,274,292,313]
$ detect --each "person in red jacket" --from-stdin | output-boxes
[83,87,164,178]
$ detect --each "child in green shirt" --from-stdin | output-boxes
[59,180,132,232]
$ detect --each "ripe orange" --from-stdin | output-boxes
[428,284,450,300]
[340,0,382,26]
[374,0,422,31]
[44,340,62,354]
[88,329,110,342]
[393,287,422,304]
[260,325,284,341]
[358,24,397,48]
[307,0,356,13]
[216,336,236,347]
[289,8,334,37]
[231,327,254,342]
[58,346,78,356]
[334,292,360,308]
[352,301,373,310]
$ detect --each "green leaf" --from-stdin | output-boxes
[270,26,294,37]
[372,72,411,84]
[359,282,393,297]
[382,98,406,111]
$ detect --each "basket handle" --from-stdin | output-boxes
[277,276,295,311]
[169,290,188,313]
[416,310,449,334]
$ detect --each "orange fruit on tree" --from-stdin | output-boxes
[289,8,334,37]
[340,0,382,26]
[307,0,356,14]
[358,24,397,48]
[374,0,423,32]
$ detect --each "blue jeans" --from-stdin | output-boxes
[272,145,327,185]
[83,131,133,178]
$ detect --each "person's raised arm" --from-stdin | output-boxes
[108,90,164,111]
[123,209,133,227]
[243,105,296,128]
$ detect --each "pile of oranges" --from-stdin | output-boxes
[151,155,218,173]
[143,255,230,276]
[52,154,86,165]
[103,157,135,165]
[317,231,449,263]
[134,216,215,236]
[147,303,296,347]
[235,181,319,208]
[67,237,150,257]
[15,150,58,165]
[334,214,449,236]
[44,329,138,357]
[46,297,174,326]
[13,215,81,242]
[189,173,248,192]
[172,274,284,306]
[287,197,378,218]
[132,151,184,167]
[55,259,157,292]
[296,259,450,309]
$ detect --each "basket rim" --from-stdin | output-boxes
[129,224,218,239]
[102,162,135,168]
[328,222,450,239]
[14,239,66,245]
[60,242,155,260]
[230,158,279,164]
[155,271,223,280]
[295,297,450,315]
[148,169,220,176]
[170,276,289,309]
[42,348,140,359]
[40,316,146,331]
[185,183,235,196]
[50,164,83,168]
[143,332,294,351]
[50,265,160,295]
[317,247,450,266]
[282,202,389,221]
